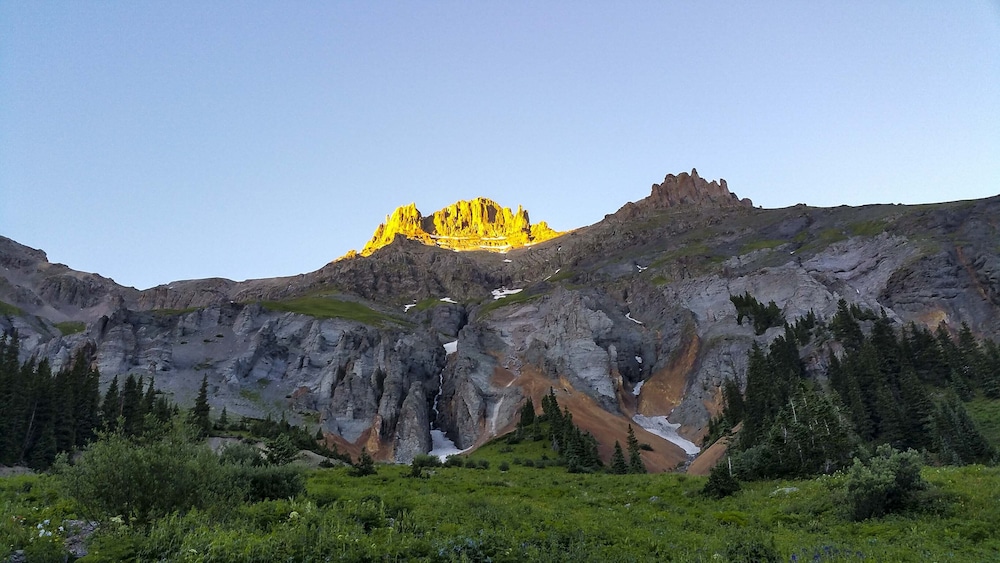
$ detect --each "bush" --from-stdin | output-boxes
[219,441,265,466]
[724,528,780,562]
[499,461,510,472]
[845,444,927,521]
[702,461,741,499]
[57,423,235,523]
[227,464,305,502]
[350,448,377,477]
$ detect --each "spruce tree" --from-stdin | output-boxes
[626,424,646,474]
[610,441,628,474]
[189,375,211,437]
[519,397,536,428]
[101,375,121,431]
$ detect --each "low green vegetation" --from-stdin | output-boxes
[475,289,543,318]
[0,300,23,316]
[739,239,785,255]
[150,307,201,317]
[54,321,86,335]
[3,432,999,561]
[261,296,403,327]
[848,220,888,237]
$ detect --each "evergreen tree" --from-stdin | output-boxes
[101,375,121,431]
[120,374,144,436]
[217,406,229,430]
[610,441,628,474]
[518,397,536,428]
[830,299,863,352]
[189,375,211,437]
[351,447,377,477]
[626,424,646,474]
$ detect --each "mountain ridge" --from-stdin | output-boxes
[2,170,999,468]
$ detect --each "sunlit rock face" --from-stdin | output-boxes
[360,197,561,256]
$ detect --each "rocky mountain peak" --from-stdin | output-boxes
[359,197,561,256]
[614,169,753,219]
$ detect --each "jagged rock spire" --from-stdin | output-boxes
[360,197,560,256]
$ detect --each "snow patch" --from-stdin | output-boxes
[429,430,472,461]
[443,341,458,355]
[440,297,458,304]
[633,380,645,396]
[632,414,700,455]
[503,259,512,263]
[625,312,643,325]
[635,355,643,365]
[543,268,561,281]
[636,264,648,272]
[491,287,523,300]
[403,303,417,312]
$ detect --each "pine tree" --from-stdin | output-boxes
[101,375,121,431]
[626,424,646,474]
[217,406,229,430]
[120,374,143,436]
[518,397,536,428]
[351,447,377,476]
[189,375,211,437]
[610,441,628,474]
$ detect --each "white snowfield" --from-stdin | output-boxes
[429,430,471,461]
[635,355,643,364]
[439,297,458,304]
[403,303,417,312]
[632,414,701,456]
[491,287,523,300]
[633,380,645,396]
[443,341,458,355]
[625,312,643,325]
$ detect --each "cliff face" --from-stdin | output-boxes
[360,197,560,256]
[3,170,999,470]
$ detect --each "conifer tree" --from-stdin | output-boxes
[189,375,211,437]
[101,375,120,431]
[610,441,628,474]
[518,397,536,428]
[626,424,646,474]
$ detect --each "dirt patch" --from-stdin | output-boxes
[686,424,740,476]
[638,326,699,416]
[511,367,689,472]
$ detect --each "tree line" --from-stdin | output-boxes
[708,298,997,483]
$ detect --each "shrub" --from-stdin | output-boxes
[350,448,377,477]
[499,461,510,472]
[845,444,927,521]
[219,441,265,466]
[57,424,235,523]
[702,460,741,499]
[724,528,780,562]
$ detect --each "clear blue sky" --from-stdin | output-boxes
[2,2,998,290]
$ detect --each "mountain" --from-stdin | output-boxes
[359,197,561,256]
[2,169,998,470]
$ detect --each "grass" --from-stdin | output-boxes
[848,220,888,237]
[0,300,23,317]
[475,290,544,318]
[150,307,201,317]
[3,422,1000,562]
[54,321,86,336]
[261,296,405,327]
[739,239,786,255]
[966,395,1000,449]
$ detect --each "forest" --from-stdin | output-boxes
[2,297,999,561]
